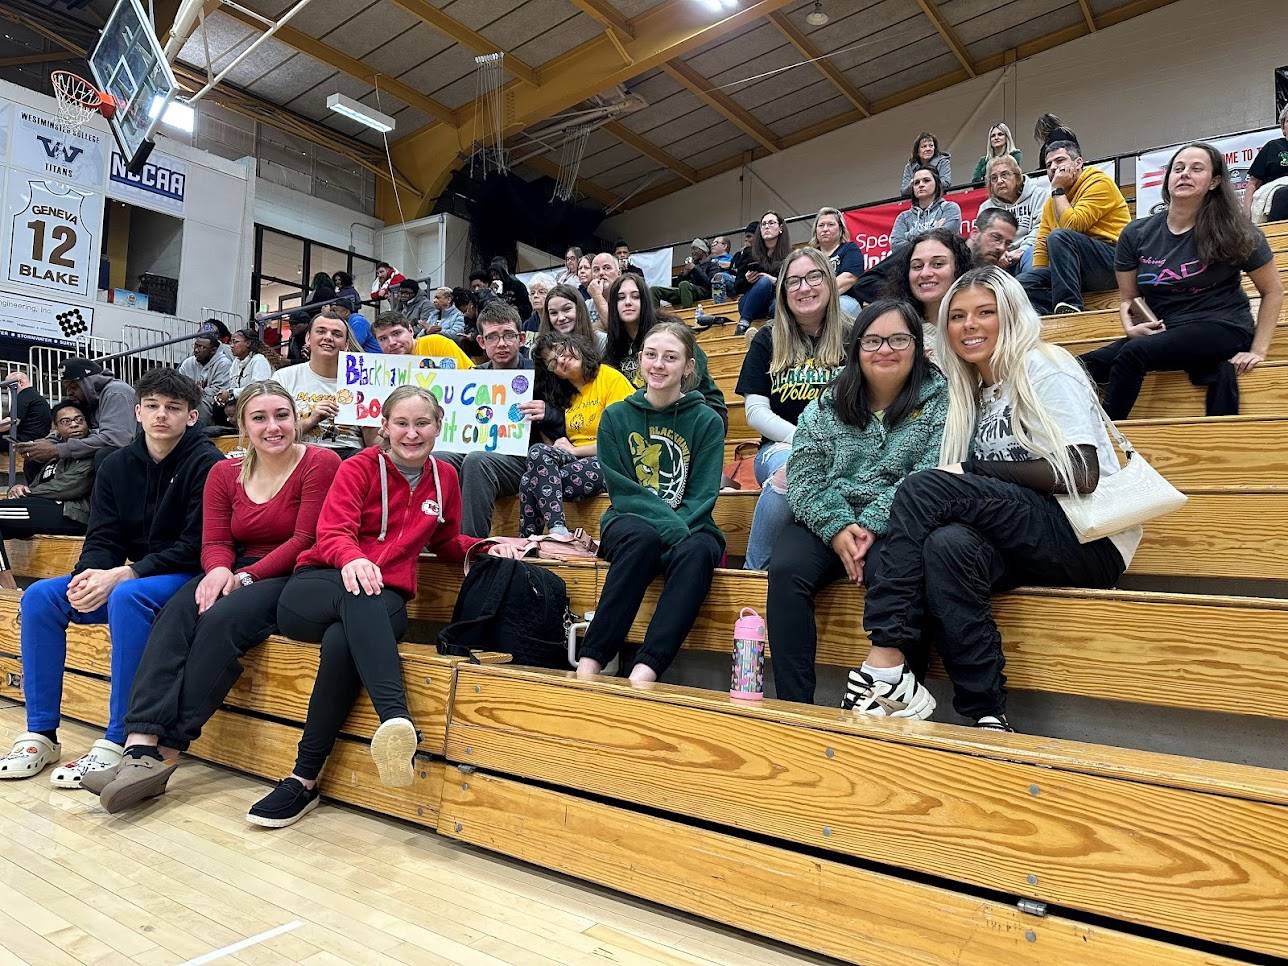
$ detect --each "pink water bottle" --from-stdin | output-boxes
[730,607,767,700]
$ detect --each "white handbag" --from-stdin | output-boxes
[1057,404,1187,543]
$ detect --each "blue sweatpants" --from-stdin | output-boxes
[20,572,196,744]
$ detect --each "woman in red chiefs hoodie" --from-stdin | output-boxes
[246,385,513,827]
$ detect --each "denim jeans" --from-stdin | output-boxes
[1017,229,1117,312]
[743,442,792,571]
[738,276,776,324]
[21,571,196,743]
[838,294,860,318]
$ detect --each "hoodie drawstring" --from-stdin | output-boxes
[377,454,389,542]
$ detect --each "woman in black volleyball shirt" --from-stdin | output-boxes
[1081,142,1284,419]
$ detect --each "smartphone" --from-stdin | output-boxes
[1128,297,1161,325]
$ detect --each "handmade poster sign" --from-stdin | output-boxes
[337,352,532,456]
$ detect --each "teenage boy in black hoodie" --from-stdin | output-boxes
[0,369,221,789]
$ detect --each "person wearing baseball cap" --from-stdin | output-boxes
[650,238,713,309]
[16,360,136,468]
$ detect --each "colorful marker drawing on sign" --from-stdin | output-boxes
[336,352,533,456]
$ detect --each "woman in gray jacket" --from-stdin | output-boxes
[900,132,952,196]
[891,166,962,248]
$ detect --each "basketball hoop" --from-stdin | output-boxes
[51,70,115,133]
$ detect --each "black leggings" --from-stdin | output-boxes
[0,497,86,570]
[577,515,722,678]
[280,567,410,781]
[124,572,287,749]
[766,522,849,704]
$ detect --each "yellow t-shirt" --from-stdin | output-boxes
[565,365,634,448]
[414,334,474,370]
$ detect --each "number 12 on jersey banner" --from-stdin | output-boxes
[3,170,101,299]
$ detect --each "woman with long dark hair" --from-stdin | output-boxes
[331,271,361,312]
[882,228,972,362]
[541,283,607,353]
[767,300,948,704]
[733,210,793,335]
[900,132,951,196]
[1081,141,1283,419]
[890,166,962,248]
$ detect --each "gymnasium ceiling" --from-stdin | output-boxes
[1,0,1178,219]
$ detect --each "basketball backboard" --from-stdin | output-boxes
[87,0,179,174]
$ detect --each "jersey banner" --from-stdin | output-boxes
[337,352,534,456]
[9,105,108,190]
[3,170,101,299]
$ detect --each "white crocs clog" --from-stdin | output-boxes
[0,732,61,779]
[50,739,124,790]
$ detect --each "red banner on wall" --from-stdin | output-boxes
[843,186,990,269]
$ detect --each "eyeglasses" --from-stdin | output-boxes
[784,269,826,291]
[859,333,915,352]
[55,414,86,426]
[541,348,574,367]
[481,331,520,345]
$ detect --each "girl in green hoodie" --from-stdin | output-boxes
[576,322,727,683]
[766,300,948,704]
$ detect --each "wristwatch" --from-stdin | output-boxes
[235,572,255,587]
[1051,187,1066,197]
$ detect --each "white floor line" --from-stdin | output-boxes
[179,919,304,965]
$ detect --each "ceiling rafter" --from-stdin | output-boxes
[1076,0,1099,31]
[218,5,459,126]
[619,0,1183,211]
[386,0,539,87]
[661,59,780,153]
[522,154,618,206]
[568,0,634,39]
[603,121,698,184]
[914,0,976,78]
[766,10,870,117]
[0,51,76,68]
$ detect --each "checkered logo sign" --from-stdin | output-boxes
[56,308,89,339]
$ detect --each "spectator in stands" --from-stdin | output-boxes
[437,302,557,537]
[850,268,1136,732]
[968,209,1020,270]
[587,252,622,327]
[557,247,582,286]
[810,206,863,316]
[215,329,273,412]
[602,274,727,425]
[0,370,220,786]
[710,236,732,270]
[1082,142,1284,419]
[767,301,948,704]
[613,240,645,279]
[422,286,465,338]
[901,132,951,196]
[520,333,633,537]
[736,248,849,571]
[891,166,962,249]
[576,255,593,298]
[452,288,479,337]
[179,333,233,422]
[394,279,433,327]
[971,122,1022,183]
[1017,141,1130,313]
[84,383,341,813]
[468,270,491,295]
[734,211,793,335]
[201,317,234,355]
[246,387,517,826]
[651,238,712,308]
[17,359,135,468]
[331,271,360,312]
[542,283,608,353]
[0,401,95,591]
[719,222,757,306]
[977,155,1050,272]
[371,312,474,369]
[285,311,311,365]
[371,263,405,302]
[306,272,337,314]
[489,256,534,320]
[575,322,725,683]
[323,301,380,355]
[0,371,52,459]
[1246,105,1288,222]
[276,314,376,458]
[524,273,555,332]
[1034,112,1079,171]
[882,227,973,361]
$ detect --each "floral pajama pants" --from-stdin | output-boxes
[518,443,605,537]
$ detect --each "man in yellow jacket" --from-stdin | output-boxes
[1017,140,1130,313]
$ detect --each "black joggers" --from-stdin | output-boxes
[124,573,287,749]
[280,567,410,781]
[0,497,86,570]
[862,470,1124,719]
[577,515,722,678]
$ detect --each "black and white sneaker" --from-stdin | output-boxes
[246,777,320,828]
[841,669,936,720]
[1052,301,1082,315]
[974,714,1015,733]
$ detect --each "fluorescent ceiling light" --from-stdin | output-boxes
[327,92,395,133]
[149,94,195,133]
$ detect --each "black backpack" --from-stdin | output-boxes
[436,555,572,669]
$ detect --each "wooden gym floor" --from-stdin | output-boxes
[0,702,833,966]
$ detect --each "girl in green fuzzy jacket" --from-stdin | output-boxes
[767,299,948,704]
[576,321,726,683]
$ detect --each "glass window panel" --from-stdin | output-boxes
[257,278,304,315]
[309,244,349,282]
[260,230,303,285]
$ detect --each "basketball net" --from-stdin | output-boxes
[50,70,114,134]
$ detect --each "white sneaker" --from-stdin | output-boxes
[50,739,124,789]
[841,669,937,720]
[369,718,417,788]
[0,733,61,780]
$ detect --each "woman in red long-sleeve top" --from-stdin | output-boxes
[85,381,340,813]
[247,385,515,827]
